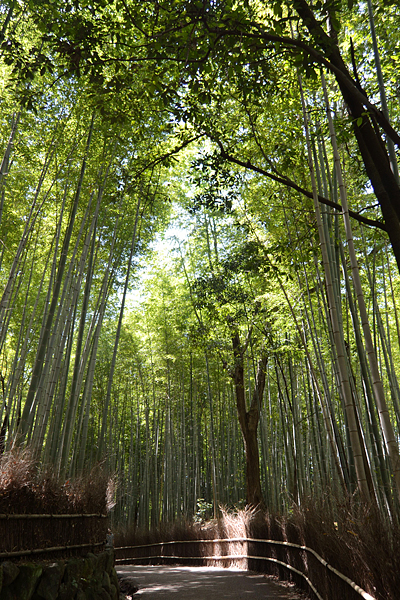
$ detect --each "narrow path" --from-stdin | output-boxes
[117,565,306,599]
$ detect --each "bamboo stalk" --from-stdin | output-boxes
[321,71,400,502]
[298,74,370,501]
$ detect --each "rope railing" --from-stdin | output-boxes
[115,537,376,600]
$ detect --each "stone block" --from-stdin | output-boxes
[95,552,108,574]
[104,551,114,573]
[102,572,111,593]
[36,563,65,600]
[2,562,19,587]
[57,581,78,600]
[86,554,99,574]
[63,557,94,587]
[0,586,13,600]
[109,569,119,592]
[85,587,110,600]
[1,564,42,600]
[109,584,118,600]
[0,552,119,600]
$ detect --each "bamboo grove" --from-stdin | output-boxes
[1,0,400,530]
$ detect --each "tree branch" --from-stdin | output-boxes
[217,144,387,232]
[199,22,400,148]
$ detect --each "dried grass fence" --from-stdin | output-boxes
[0,449,112,560]
[114,536,375,600]
[0,513,108,559]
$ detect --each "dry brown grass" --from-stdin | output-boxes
[220,498,400,600]
[286,496,400,600]
[0,448,112,514]
[115,497,400,600]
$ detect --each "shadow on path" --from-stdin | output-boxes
[117,565,306,599]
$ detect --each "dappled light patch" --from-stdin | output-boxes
[116,502,398,599]
[117,565,308,599]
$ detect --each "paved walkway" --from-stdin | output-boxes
[117,565,305,599]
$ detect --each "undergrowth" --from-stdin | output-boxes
[0,448,114,514]
[284,496,400,600]
[115,496,400,600]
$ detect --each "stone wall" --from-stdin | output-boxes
[0,549,120,600]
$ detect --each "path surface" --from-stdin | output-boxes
[117,565,306,599]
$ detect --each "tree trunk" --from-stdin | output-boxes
[294,0,400,273]
[231,330,266,507]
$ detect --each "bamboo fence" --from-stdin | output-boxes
[0,513,108,559]
[115,537,375,600]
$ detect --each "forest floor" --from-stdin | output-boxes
[117,565,308,599]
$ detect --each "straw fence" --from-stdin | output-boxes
[115,537,376,600]
[0,513,108,559]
